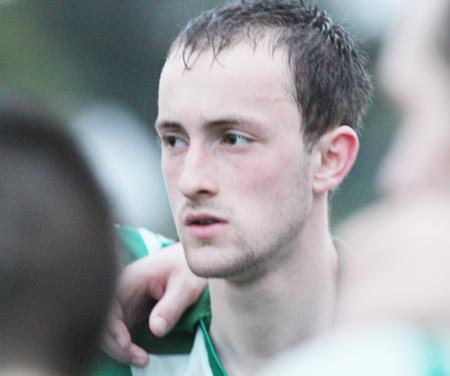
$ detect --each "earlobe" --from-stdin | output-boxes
[312,126,359,194]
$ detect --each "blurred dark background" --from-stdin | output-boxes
[0,0,403,237]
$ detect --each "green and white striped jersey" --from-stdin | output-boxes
[89,226,226,376]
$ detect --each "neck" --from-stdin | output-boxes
[208,198,337,376]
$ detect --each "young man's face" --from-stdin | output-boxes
[156,41,313,282]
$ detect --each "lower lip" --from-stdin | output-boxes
[187,222,227,239]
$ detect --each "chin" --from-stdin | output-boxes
[184,247,229,278]
[186,248,263,283]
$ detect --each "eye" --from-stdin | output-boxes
[222,133,252,147]
[161,134,188,150]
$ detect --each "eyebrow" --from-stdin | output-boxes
[154,120,183,132]
[155,116,261,132]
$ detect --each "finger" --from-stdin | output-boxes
[101,301,133,362]
[149,277,206,337]
[101,318,132,363]
[128,343,150,368]
[102,317,150,367]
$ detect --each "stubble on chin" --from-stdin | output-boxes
[181,235,270,284]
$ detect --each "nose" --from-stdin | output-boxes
[178,144,219,200]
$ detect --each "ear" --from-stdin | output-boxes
[312,126,359,194]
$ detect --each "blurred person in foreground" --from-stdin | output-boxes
[95,0,372,375]
[258,0,450,374]
[260,195,450,376]
[0,99,117,375]
[375,0,450,197]
[337,0,450,320]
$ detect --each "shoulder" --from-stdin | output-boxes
[89,226,212,375]
[115,225,175,265]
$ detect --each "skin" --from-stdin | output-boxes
[336,194,450,326]
[258,3,450,373]
[101,242,206,367]
[104,35,360,373]
[336,0,450,327]
[157,42,313,283]
[106,0,450,372]
[155,38,356,375]
[377,0,450,196]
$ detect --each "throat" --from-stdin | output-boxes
[208,286,334,375]
[207,245,337,375]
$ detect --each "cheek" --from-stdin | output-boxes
[227,150,303,200]
[161,159,181,197]
[246,161,280,188]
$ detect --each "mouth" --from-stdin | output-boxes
[185,213,226,226]
[183,213,228,239]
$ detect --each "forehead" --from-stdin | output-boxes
[164,37,292,82]
[157,40,296,123]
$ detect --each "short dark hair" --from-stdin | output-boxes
[170,0,372,146]
[0,99,117,374]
